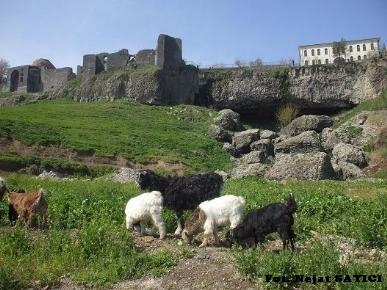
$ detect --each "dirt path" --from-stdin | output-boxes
[111,235,257,290]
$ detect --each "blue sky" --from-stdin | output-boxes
[1,0,386,70]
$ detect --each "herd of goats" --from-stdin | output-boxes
[0,171,297,250]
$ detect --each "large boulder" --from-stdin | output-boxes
[240,151,266,164]
[281,115,333,136]
[231,163,271,179]
[332,143,367,168]
[250,139,274,157]
[331,160,365,180]
[260,129,278,140]
[208,124,232,142]
[321,128,352,152]
[265,152,335,180]
[232,129,260,155]
[274,131,321,154]
[213,109,244,131]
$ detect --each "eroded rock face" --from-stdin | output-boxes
[265,152,335,180]
[199,58,387,115]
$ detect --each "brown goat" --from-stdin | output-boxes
[7,188,48,228]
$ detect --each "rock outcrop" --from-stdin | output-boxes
[198,57,387,115]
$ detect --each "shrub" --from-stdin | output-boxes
[276,103,299,128]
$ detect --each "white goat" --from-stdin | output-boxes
[182,194,246,247]
[125,191,166,239]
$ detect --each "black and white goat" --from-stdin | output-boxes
[230,194,297,250]
[138,170,223,236]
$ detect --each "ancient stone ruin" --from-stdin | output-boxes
[5,34,187,93]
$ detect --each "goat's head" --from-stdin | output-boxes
[0,177,10,201]
[137,170,167,191]
[182,207,206,244]
[285,193,297,214]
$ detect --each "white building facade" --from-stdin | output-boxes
[299,37,380,66]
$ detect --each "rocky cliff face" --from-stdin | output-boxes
[198,57,387,115]
[56,65,199,105]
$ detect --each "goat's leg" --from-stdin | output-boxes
[213,229,220,245]
[139,221,146,236]
[199,232,211,248]
[174,213,184,236]
[151,211,166,240]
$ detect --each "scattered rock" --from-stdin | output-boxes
[281,115,333,136]
[265,152,335,180]
[275,131,321,154]
[213,109,244,131]
[259,129,278,139]
[250,139,274,157]
[332,143,367,168]
[231,163,270,179]
[232,129,260,155]
[208,124,232,142]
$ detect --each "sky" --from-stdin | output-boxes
[1,0,386,71]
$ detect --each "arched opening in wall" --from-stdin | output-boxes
[10,70,19,92]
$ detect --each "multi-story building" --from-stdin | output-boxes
[299,37,380,66]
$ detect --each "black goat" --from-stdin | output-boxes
[230,194,297,250]
[138,170,223,236]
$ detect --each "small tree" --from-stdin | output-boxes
[235,59,246,68]
[332,38,347,62]
[0,58,10,89]
[249,58,263,68]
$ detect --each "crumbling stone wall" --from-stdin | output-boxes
[156,34,183,69]
[6,66,42,93]
[41,68,75,91]
[136,49,156,65]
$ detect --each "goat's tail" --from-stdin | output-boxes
[285,193,297,214]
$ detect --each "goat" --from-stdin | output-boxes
[182,194,245,247]
[230,194,297,250]
[124,191,166,239]
[138,170,223,236]
[7,188,48,228]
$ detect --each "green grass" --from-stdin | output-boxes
[334,89,387,128]
[224,177,387,289]
[0,174,178,289]
[1,175,386,288]
[0,99,230,173]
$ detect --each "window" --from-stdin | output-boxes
[371,43,375,50]
[325,48,328,55]
[349,46,353,52]
[311,49,315,56]
[312,60,315,65]
[317,49,320,55]
[350,56,353,62]
[357,45,360,52]
[325,59,329,64]
[364,55,367,59]
[363,44,366,51]
[304,50,307,56]
[358,55,361,60]
[318,59,321,64]
[305,60,308,66]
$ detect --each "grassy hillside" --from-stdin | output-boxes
[0,99,231,174]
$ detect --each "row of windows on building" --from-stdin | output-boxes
[304,54,369,66]
[303,43,375,57]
